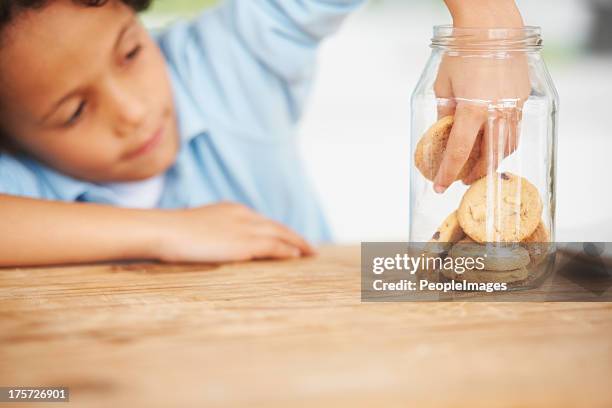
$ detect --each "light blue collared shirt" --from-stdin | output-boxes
[0,0,365,243]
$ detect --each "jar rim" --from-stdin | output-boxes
[432,25,542,51]
[433,25,541,36]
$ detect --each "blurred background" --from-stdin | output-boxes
[143,0,612,243]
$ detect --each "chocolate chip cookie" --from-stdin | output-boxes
[419,211,465,278]
[457,172,543,242]
[521,220,551,266]
[414,116,482,182]
[429,211,465,244]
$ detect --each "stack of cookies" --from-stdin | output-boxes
[416,116,550,284]
[428,210,549,284]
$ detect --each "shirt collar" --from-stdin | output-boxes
[34,158,165,206]
[25,156,92,202]
[167,54,208,148]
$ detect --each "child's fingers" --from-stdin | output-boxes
[462,108,523,185]
[437,98,456,119]
[251,238,303,260]
[253,218,316,256]
[463,118,506,184]
[433,103,486,193]
[434,61,455,119]
[220,203,314,256]
[504,109,522,157]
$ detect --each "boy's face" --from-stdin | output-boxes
[0,0,179,182]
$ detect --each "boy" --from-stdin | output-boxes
[0,0,525,266]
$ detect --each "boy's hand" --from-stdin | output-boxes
[154,202,316,263]
[433,53,530,190]
[434,0,530,192]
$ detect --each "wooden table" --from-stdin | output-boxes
[1,246,611,408]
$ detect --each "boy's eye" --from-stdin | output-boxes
[65,101,86,127]
[125,45,142,61]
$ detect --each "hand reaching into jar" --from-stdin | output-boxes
[433,0,531,193]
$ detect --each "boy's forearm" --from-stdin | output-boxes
[444,0,523,27]
[0,195,164,267]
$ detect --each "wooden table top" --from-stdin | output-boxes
[1,245,611,408]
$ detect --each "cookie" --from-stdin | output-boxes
[419,211,465,279]
[448,239,531,271]
[442,267,529,284]
[457,172,543,242]
[522,221,550,243]
[429,211,465,244]
[424,211,465,256]
[521,221,551,266]
[414,116,482,182]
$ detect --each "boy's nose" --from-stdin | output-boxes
[116,101,147,134]
[105,80,148,136]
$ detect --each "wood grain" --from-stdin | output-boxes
[0,246,611,408]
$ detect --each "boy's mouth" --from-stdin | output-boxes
[123,124,165,160]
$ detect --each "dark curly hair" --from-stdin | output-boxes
[0,0,152,154]
[1,0,152,32]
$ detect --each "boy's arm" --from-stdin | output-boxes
[0,195,313,267]
[444,0,523,28]
[158,0,365,129]
[0,194,160,266]
[223,0,366,83]
[434,0,528,192]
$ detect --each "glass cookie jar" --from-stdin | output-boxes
[409,26,559,290]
